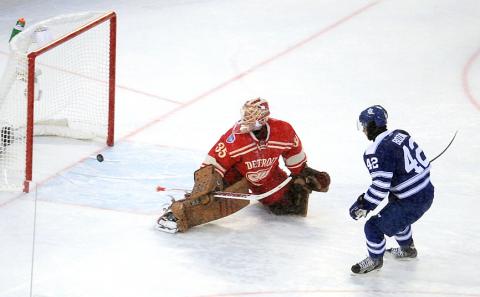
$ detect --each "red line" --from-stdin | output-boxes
[462,48,480,111]
[33,61,183,104]
[121,0,382,140]
[116,85,182,104]
[0,191,26,208]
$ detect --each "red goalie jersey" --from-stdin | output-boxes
[202,118,307,205]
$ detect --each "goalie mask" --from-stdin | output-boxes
[233,98,270,134]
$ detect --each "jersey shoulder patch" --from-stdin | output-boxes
[226,133,236,143]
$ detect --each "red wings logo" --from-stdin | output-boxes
[246,168,271,184]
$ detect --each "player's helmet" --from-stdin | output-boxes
[233,98,270,134]
[358,105,388,140]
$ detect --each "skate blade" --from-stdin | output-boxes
[385,250,418,261]
[386,255,418,261]
[350,267,382,276]
[154,216,178,234]
[154,223,178,234]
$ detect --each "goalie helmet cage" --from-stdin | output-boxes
[0,11,116,192]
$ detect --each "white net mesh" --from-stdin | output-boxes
[0,12,114,191]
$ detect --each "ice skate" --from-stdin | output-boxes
[351,256,383,274]
[155,201,179,234]
[386,243,417,259]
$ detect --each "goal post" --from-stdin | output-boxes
[0,11,116,192]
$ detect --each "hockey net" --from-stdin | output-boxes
[0,11,116,191]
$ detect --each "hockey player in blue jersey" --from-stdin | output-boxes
[349,105,434,274]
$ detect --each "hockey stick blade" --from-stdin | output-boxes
[430,130,458,163]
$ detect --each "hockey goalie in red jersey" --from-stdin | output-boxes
[156,98,330,233]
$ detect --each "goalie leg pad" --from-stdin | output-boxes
[189,165,224,202]
[171,178,250,232]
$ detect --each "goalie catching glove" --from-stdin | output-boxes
[293,166,330,193]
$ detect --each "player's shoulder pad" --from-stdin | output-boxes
[267,118,296,137]
[268,117,292,128]
[365,130,391,155]
[219,127,250,147]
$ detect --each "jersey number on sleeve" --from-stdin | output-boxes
[366,157,379,170]
[215,142,227,158]
[403,138,428,173]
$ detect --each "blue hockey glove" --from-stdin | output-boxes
[349,193,371,220]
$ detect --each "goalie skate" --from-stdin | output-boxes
[155,201,179,234]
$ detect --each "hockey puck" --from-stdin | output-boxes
[96,154,104,162]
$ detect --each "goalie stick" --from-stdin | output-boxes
[156,176,293,201]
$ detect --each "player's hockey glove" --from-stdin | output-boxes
[349,193,376,220]
[296,166,330,193]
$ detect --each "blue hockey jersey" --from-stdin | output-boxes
[362,129,433,207]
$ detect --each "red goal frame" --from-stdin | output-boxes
[24,11,117,192]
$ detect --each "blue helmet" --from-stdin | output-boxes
[358,105,388,128]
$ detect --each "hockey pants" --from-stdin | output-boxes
[364,183,434,258]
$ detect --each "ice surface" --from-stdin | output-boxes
[1,0,479,296]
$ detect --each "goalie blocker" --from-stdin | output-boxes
[156,165,330,233]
